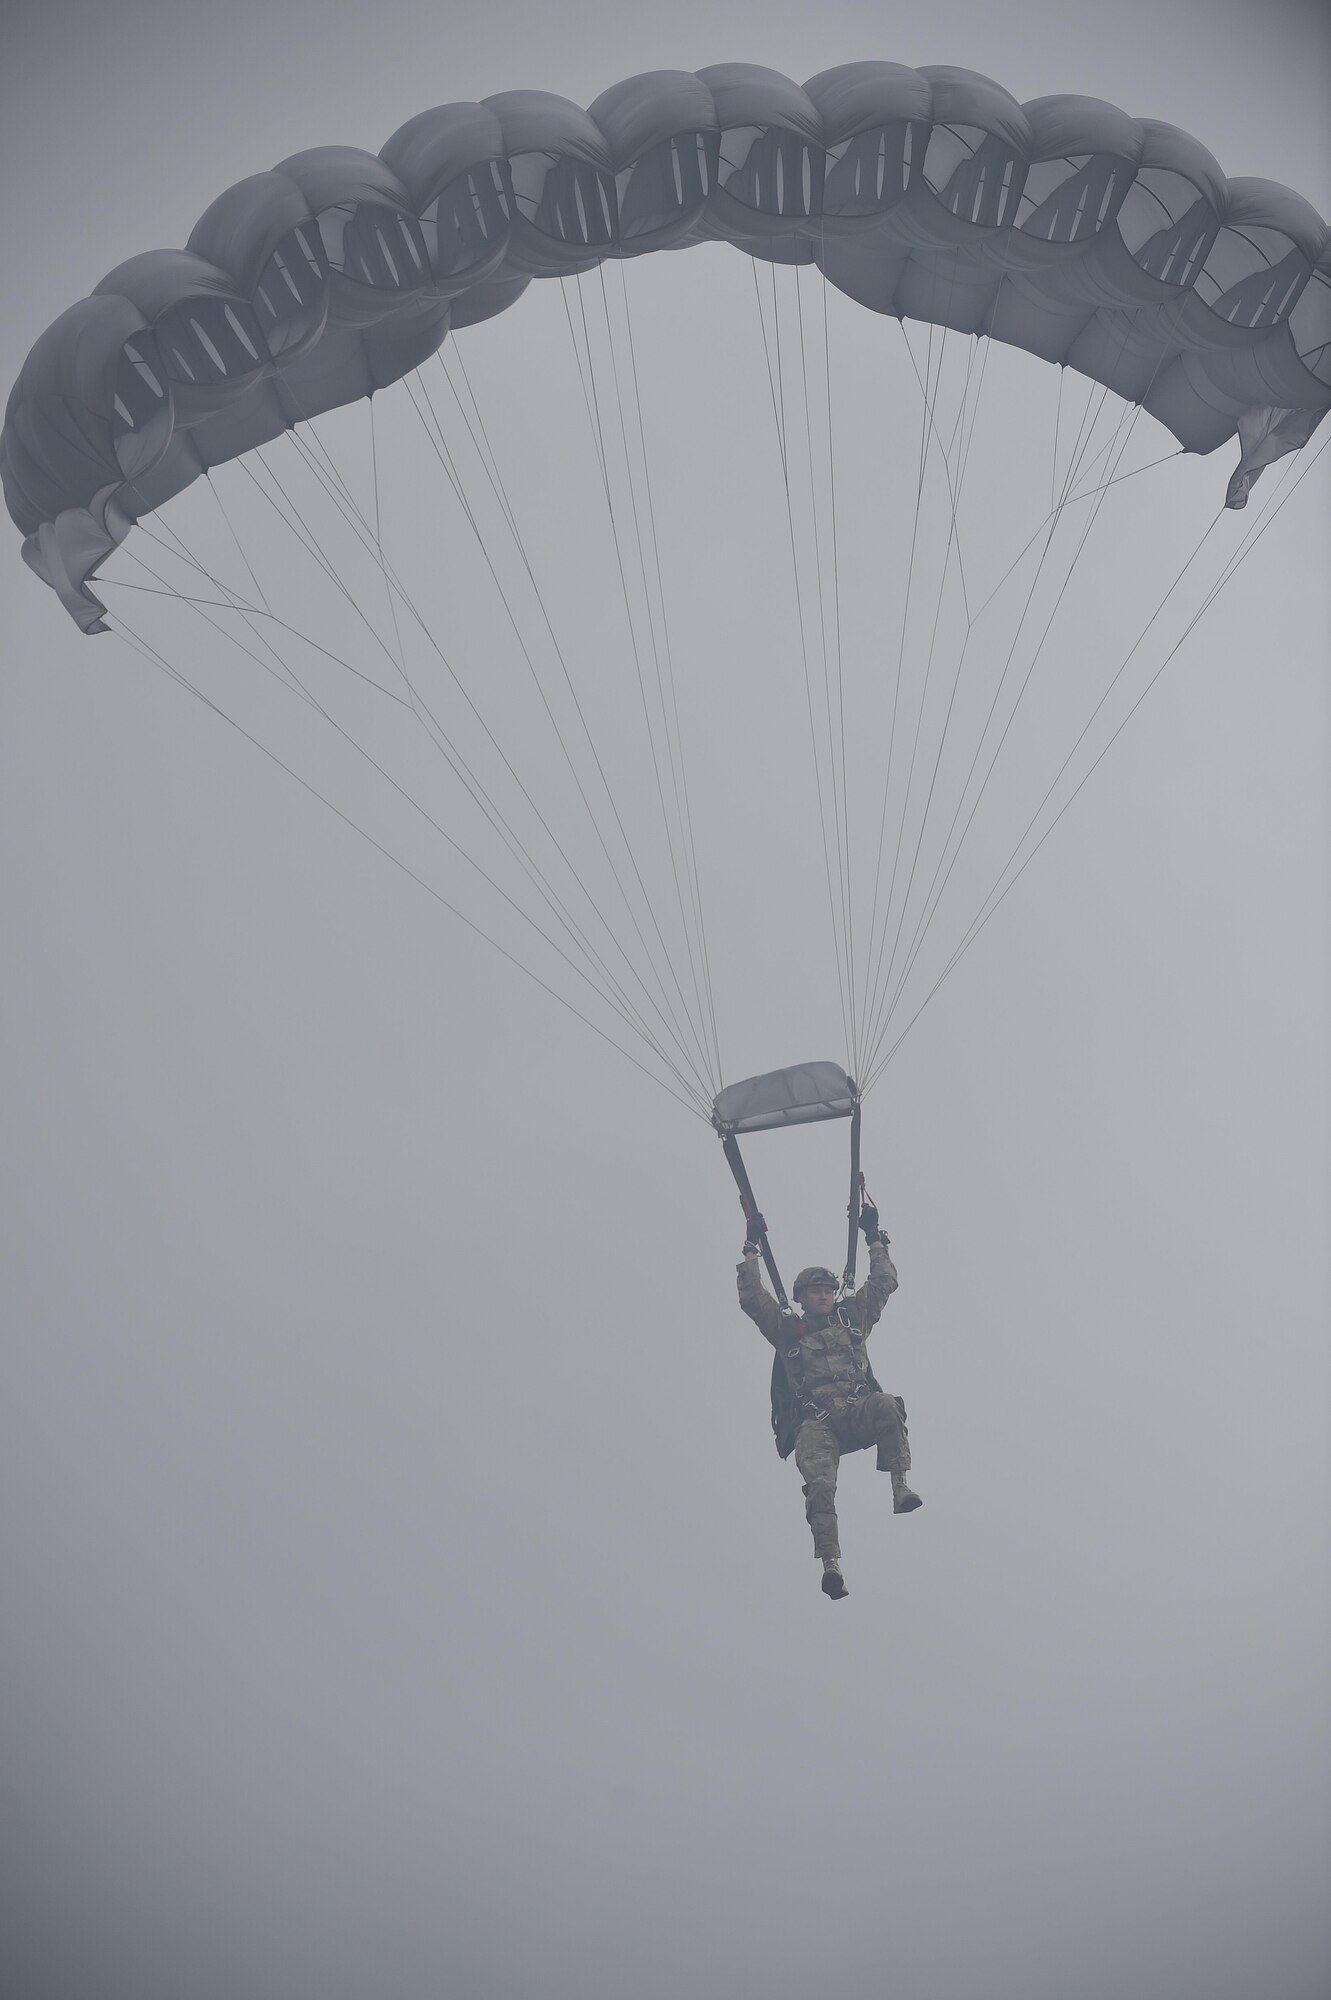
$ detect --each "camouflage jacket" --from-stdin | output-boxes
[736,1239,899,1456]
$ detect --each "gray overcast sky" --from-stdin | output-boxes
[2,4,1329,1999]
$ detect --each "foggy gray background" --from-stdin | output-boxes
[2,4,1328,1998]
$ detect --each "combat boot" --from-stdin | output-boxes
[821,1557,849,1599]
[891,1472,923,1514]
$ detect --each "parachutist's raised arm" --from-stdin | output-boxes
[849,1236,898,1334]
[737,1247,785,1347]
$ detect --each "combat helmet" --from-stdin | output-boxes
[792,1265,839,1302]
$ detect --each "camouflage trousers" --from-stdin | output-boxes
[794,1392,911,1562]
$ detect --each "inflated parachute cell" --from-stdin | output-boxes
[4,62,1328,632]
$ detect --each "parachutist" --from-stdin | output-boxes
[737,1202,920,1599]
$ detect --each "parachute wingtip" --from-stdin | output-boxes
[22,493,128,635]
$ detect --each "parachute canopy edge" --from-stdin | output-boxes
[23,491,131,634]
[7,59,1331,627]
[713,1062,859,1135]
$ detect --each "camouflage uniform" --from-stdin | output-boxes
[736,1240,911,1562]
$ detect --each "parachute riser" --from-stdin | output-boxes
[720,1132,790,1312]
[843,1102,863,1295]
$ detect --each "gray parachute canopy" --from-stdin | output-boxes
[5,61,1329,632]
